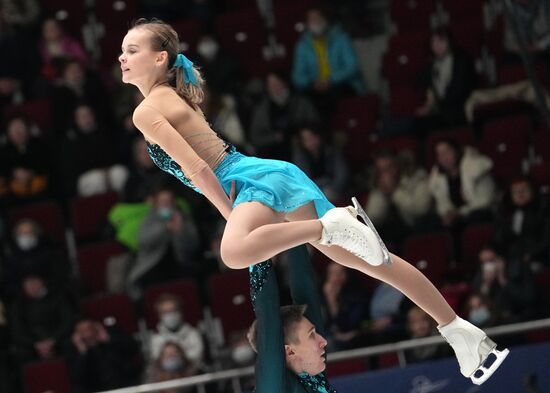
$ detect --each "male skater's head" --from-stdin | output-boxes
[248,305,328,376]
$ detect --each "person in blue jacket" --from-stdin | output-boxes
[291,7,366,99]
[247,245,336,393]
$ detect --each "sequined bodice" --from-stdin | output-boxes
[145,139,236,194]
[298,373,337,393]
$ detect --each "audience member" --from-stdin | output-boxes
[429,140,496,230]
[1,116,50,202]
[59,104,128,197]
[201,86,249,152]
[0,74,25,111]
[0,0,40,31]
[148,294,204,368]
[11,275,75,363]
[292,7,366,115]
[3,219,69,298]
[195,34,243,95]
[126,188,200,299]
[122,138,171,203]
[464,293,497,328]
[415,28,476,130]
[145,341,197,393]
[367,282,409,344]
[292,126,349,201]
[67,318,141,393]
[365,149,432,243]
[38,18,87,79]
[471,245,538,323]
[322,263,368,351]
[250,72,320,160]
[404,306,449,364]
[494,177,550,268]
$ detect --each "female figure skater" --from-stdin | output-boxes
[120,19,507,385]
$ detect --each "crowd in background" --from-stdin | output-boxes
[1,0,550,392]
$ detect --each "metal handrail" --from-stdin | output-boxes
[99,318,550,393]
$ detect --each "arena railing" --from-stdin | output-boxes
[99,317,550,393]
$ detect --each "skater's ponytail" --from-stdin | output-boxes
[131,18,205,109]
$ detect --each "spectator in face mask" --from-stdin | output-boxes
[146,341,196,392]
[126,187,200,299]
[471,245,538,324]
[11,275,76,363]
[148,294,204,368]
[3,219,70,299]
[67,319,141,393]
[464,293,496,329]
[195,34,243,95]
[291,7,366,116]
[249,72,320,160]
[404,306,450,364]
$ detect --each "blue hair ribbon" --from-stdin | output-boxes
[173,53,198,86]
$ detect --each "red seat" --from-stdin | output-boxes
[425,127,476,168]
[208,270,254,339]
[70,191,118,242]
[390,0,436,33]
[23,359,71,393]
[144,279,203,329]
[77,241,126,294]
[449,18,484,58]
[8,200,66,244]
[441,0,485,21]
[94,0,138,32]
[81,293,138,334]
[378,352,399,368]
[172,19,204,53]
[41,1,86,40]
[327,358,366,377]
[529,162,550,194]
[481,115,531,183]
[371,135,418,156]
[460,223,495,267]
[403,232,451,286]
[471,99,534,125]
[389,86,425,117]
[383,46,427,87]
[4,99,52,132]
[533,129,550,161]
[273,1,315,49]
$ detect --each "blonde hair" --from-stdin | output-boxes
[131,18,205,108]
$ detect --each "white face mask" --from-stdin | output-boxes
[308,22,327,36]
[197,40,219,61]
[17,234,38,251]
[231,344,255,365]
[161,311,182,330]
[270,88,290,106]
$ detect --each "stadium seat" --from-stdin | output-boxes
[208,270,254,339]
[529,162,550,194]
[448,18,484,59]
[23,359,71,393]
[425,127,476,168]
[273,1,315,49]
[77,240,126,294]
[481,115,531,183]
[533,128,550,161]
[460,223,495,267]
[378,352,399,369]
[94,0,138,32]
[372,135,419,156]
[441,0,485,22]
[172,19,204,53]
[327,359,367,377]
[403,232,451,286]
[70,191,118,242]
[383,42,427,87]
[388,86,425,117]
[81,293,138,335]
[4,99,52,132]
[390,0,436,33]
[144,278,203,329]
[8,200,66,244]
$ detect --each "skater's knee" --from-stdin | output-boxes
[220,239,247,269]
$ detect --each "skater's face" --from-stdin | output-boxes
[285,317,327,375]
[119,28,167,86]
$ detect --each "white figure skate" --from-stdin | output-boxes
[438,316,509,385]
[319,197,391,266]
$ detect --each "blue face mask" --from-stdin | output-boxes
[161,356,184,372]
[157,207,174,221]
[469,308,490,326]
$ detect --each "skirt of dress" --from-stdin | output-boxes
[214,152,335,218]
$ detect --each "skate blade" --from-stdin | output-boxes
[470,347,509,385]
[351,197,392,266]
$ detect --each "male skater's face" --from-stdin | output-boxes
[285,317,328,376]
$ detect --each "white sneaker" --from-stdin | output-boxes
[318,206,385,266]
[438,316,509,385]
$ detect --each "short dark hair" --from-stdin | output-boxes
[154,293,182,312]
[247,304,307,352]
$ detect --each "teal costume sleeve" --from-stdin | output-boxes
[250,246,337,393]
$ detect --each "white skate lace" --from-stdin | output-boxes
[328,226,373,261]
